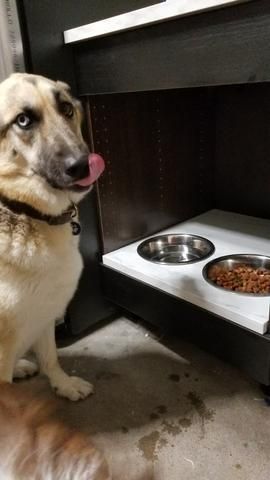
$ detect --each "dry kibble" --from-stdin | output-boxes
[208,264,270,294]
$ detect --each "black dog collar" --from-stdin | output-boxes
[0,192,81,235]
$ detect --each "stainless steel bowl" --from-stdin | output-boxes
[203,254,270,296]
[137,234,215,265]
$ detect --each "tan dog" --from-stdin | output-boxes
[0,382,111,479]
[0,73,104,400]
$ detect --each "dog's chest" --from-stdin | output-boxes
[20,238,82,356]
[26,228,82,311]
[1,223,83,353]
[33,236,82,305]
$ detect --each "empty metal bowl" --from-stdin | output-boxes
[203,254,270,296]
[137,234,215,265]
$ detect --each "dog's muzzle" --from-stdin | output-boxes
[64,154,90,184]
[42,152,105,191]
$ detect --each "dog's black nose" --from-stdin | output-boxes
[64,154,89,181]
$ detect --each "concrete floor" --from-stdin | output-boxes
[28,317,270,479]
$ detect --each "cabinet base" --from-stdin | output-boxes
[101,264,270,385]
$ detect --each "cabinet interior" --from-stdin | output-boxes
[87,83,270,254]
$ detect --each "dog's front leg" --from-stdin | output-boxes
[33,322,93,401]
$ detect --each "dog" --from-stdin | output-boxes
[0,381,111,479]
[0,73,105,400]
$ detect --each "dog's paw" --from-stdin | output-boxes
[13,359,39,379]
[52,376,94,401]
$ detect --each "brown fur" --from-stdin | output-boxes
[0,382,111,479]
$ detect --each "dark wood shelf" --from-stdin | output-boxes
[74,0,270,95]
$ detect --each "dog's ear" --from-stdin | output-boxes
[56,80,72,96]
[56,80,83,115]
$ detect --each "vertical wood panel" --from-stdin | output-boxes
[215,83,270,218]
[90,89,214,253]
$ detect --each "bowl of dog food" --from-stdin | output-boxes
[203,254,270,296]
[137,234,215,265]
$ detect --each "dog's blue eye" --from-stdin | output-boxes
[16,113,32,129]
[60,102,74,118]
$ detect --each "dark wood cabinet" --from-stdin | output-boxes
[21,0,270,384]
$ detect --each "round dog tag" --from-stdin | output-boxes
[71,221,81,235]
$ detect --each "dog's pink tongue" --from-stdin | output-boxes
[75,153,105,187]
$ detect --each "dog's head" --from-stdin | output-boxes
[0,73,104,214]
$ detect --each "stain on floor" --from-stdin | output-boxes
[187,391,215,421]
[155,405,167,415]
[149,412,160,421]
[138,431,161,461]
[162,420,181,437]
[168,374,180,382]
[178,417,192,429]
[187,391,215,438]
